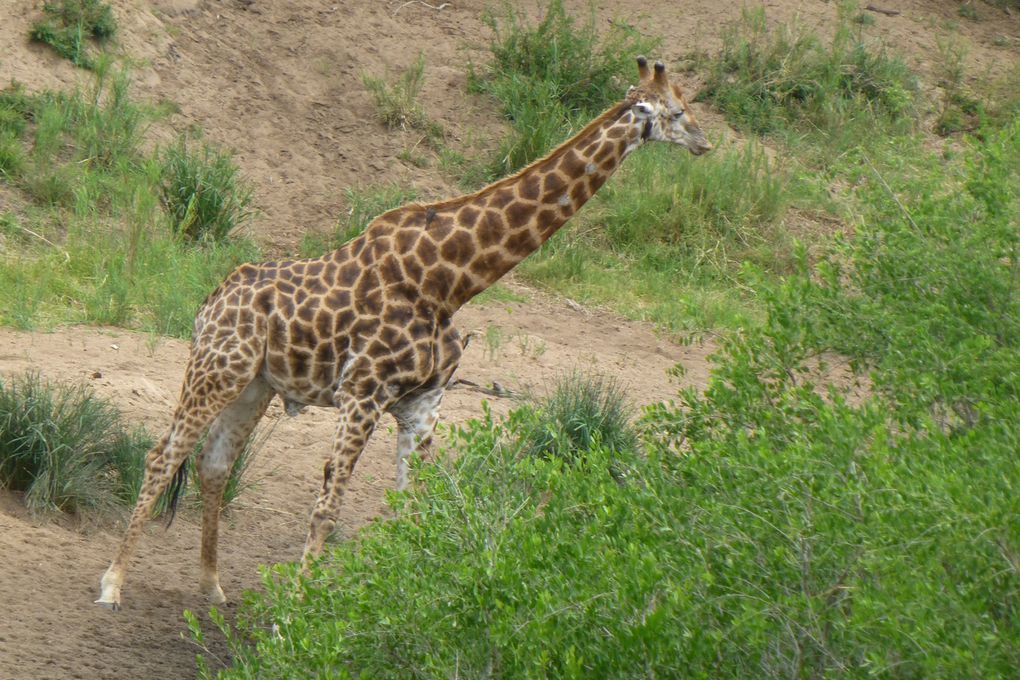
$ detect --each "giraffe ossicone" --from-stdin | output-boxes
[95,57,710,610]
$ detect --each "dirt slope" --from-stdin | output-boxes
[1,1,1018,678]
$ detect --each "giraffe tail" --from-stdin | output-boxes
[163,460,189,529]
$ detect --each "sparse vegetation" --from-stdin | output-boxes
[468,0,659,177]
[301,184,419,255]
[363,54,444,147]
[0,68,259,337]
[697,4,919,138]
[29,0,117,69]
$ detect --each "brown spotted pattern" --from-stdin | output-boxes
[96,58,710,610]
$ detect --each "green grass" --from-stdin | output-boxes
[519,141,791,330]
[0,372,152,513]
[696,4,920,138]
[0,371,265,517]
[0,69,260,338]
[468,0,659,179]
[159,135,256,244]
[29,0,117,70]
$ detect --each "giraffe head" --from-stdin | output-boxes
[627,56,712,156]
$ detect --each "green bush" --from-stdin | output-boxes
[0,372,151,513]
[158,136,255,244]
[29,0,117,69]
[195,69,1020,680]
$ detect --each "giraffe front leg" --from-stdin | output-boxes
[301,397,382,567]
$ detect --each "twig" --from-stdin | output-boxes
[8,223,71,261]
[865,4,901,16]
[450,378,515,398]
[393,0,450,15]
[862,153,920,232]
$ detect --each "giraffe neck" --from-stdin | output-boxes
[435,102,644,310]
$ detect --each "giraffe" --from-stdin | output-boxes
[95,57,711,610]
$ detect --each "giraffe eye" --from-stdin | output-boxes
[672,110,685,120]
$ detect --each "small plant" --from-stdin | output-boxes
[853,11,876,26]
[958,1,979,19]
[516,370,638,461]
[158,136,255,244]
[0,372,152,514]
[363,54,444,147]
[483,323,503,362]
[29,0,117,69]
[934,37,983,135]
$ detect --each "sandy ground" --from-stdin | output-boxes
[0,0,1018,677]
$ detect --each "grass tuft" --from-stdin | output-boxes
[29,0,117,70]
[0,372,151,514]
[158,135,255,244]
[363,54,444,147]
[515,370,638,461]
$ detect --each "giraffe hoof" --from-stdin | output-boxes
[94,598,121,612]
[206,586,227,604]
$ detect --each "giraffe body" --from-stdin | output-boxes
[96,57,710,609]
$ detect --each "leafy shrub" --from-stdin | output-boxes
[698,5,919,135]
[158,136,255,244]
[29,0,117,69]
[362,54,443,146]
[515,370,637,460]
[0,372,151,513]
[194,64,1020,680]
[469,0,658,176]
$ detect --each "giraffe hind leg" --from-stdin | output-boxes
[196,376,275,603]
[96,371,260,610]
[390,387,445,490]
